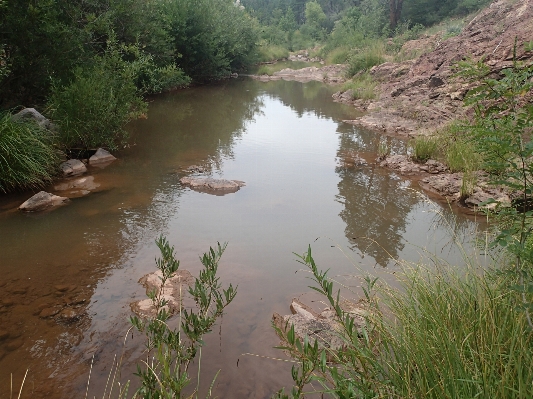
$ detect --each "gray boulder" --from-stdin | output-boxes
[59,159,87,176]
[89,148,117,165]
[11,108,52,130]
[19,191,69,212]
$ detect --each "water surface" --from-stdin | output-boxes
[0,78,482,398]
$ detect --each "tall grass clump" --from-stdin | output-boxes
[325,46,350,65]
[342,72,377,100]
[274,248,533,399]
[0,113,60,193]
[255,44,290,63]
[345,43,385,78]
[410,135,438,163]
[48,45,147,151]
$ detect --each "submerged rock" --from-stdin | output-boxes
[54,176,101,198]
[130,269,194,318]
[180,177,245,195]
[89,148,116,165]
[19,191,69,212]
[272,299,367,352]
[60,159,87,177]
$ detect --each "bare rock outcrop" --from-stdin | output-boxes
[130,269,194,318]
[180,177,245,195]
[380,155,448,175]
[19,191,69,212]
[339,0,533,135]
[272,299,367,352]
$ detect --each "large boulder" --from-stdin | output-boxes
[130,269,194,318]
[89,148,116,165]
[19,191,69,212]
[180,177,245,195]
[59,159,87,177]
[11,108,53,130]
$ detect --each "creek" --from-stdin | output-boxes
[0,78,483,398]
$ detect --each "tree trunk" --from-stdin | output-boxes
[389,0,404,31]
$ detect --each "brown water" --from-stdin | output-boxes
[0,78,483,398]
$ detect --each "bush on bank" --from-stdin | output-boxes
[0,113,60,193]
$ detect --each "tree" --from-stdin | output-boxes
[389,0,404,30]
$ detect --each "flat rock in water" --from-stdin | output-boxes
[273,299,368,352]
[19,191,69,212]
[89,148,116,165]
[180,177,245,195]
[54,176,101,198]
[60,159,87,176]
[130,269,194,318]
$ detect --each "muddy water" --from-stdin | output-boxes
[0,78,483,398]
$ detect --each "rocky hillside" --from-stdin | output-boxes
[338,0,533,135]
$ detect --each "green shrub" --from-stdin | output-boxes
[345,44,385,78]
[0,113,61,193]
[325,46,350,64]
[342,72,377,100]
[410,135,438,163]
[48,48,147,150]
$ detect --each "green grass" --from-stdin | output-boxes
[325,46,350,65]
[277,248,533,399]
[0,113,61,193]
[255,44,290,63]
[342,72,377,100]
[410,135,439,163]
[345,42,385,78]
[435,120,482,173]
[256,65,274,76]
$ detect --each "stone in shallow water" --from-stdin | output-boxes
[60,159,87,176]
[273,299,368,352]
[19,191,69,212]
[180,177,245,195]
[130,269,194,318]
[89,148,117,165]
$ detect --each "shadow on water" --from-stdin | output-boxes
[0,78,484,398]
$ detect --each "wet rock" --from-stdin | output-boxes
[89,148,116,165]
[39,307,61,318]
[380,155,420,175]
[11,288,27,295]
[420,173,463,200]
[54,176,101,198]
[130,269,194,318]
[464,189,511,209]
[180,177,245,194]
[54,285,70,292]
[57,308,83,323]
[59,159,87,177]
[0,330,9,341]
[5,339,23,352]
[11,108,52,130]
[19,191,69,212]
[419,159,448,174]
[186,165,206,173]
[273,299,367,352]
[2,299,14,307]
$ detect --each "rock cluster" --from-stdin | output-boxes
[130,269,194,318]
[252,64,346,84]
[379,155,447,175]
[272,299,367,352]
